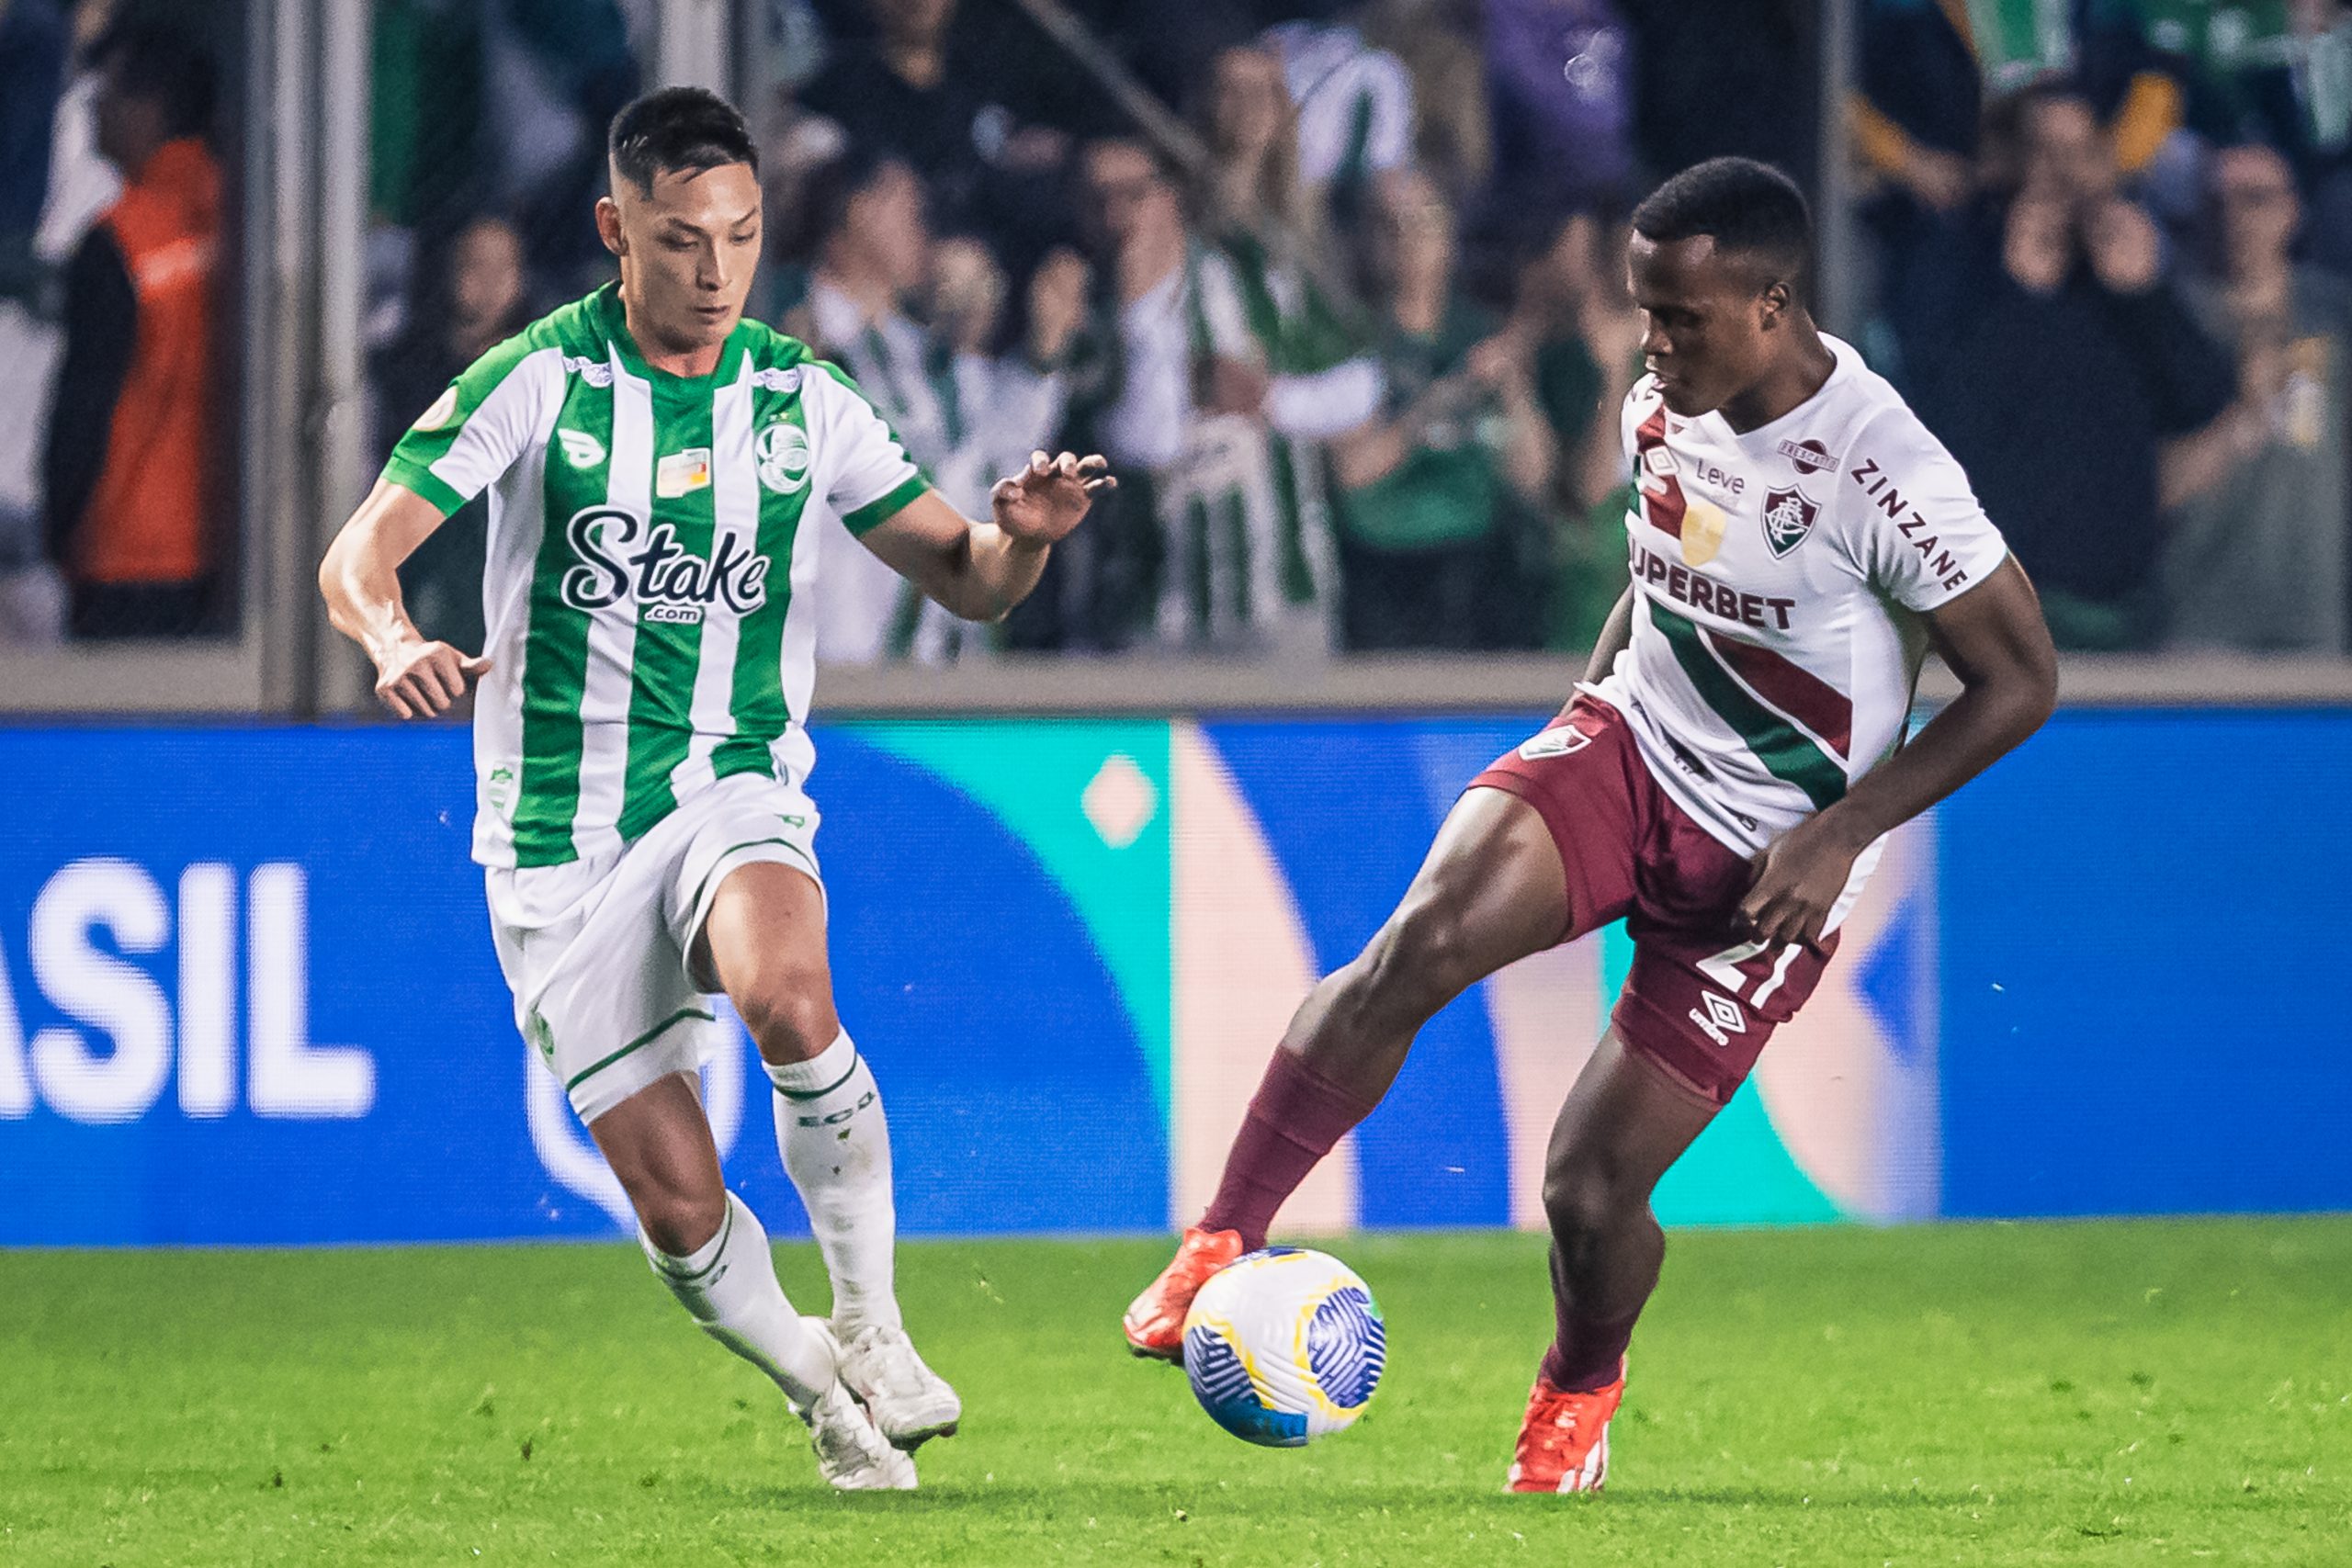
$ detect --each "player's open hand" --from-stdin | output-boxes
[1737,816,1862,949]
[374,637,491,719]
[990,450,1114,545]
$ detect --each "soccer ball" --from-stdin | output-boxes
[1182,1247,1385,1447]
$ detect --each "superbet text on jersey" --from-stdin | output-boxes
[1590,335,2010,902]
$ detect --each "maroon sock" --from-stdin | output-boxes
[1541,1308,1642,1393]
[1199,1049,1380,1250]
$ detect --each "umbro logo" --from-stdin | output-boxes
[1690,991,1747,1048]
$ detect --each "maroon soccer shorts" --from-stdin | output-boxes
[1467,694,1838,1105]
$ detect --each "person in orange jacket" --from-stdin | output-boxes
[41,19,219,638]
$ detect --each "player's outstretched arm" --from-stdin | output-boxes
[318,478,490,718]
[858,450,1114,623]
[1740,556,2057,946]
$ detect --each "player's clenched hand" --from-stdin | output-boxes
[1737,817,1861,949]
[990,450,1114,545]
[373,637,490,719]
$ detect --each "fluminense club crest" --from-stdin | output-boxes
[1761,487,1818,558]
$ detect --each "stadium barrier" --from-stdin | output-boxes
[2,710,2346,1247]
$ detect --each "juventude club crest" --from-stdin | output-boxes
[1761,487,1819,558]
[757,420,811,493]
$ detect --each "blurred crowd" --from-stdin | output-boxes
[1855,0,2352,654]
[6,0,2352,659]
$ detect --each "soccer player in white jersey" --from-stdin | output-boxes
[1121,158,2060,1492]
[318,89,1111,1492]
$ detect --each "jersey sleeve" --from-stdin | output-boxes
[380,336,560,517]
[809,361,930,536]
[1838,407,2011,613]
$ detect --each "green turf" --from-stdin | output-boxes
[2,1218,2346,1566]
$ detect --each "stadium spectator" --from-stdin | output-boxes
[1913,85,2233,649]
[1058,137,1314,653]
[0,0,71,288]
[1358,0,1493,206]
[1258,15,1414,213]
[367,0,639,324]
[1329,168,1554,650]
[1200,41,1325,247]
[2159,142,2352,652]
[1195,43,1384,649]
[0,0,69,643]
[797,150,1076,663]
[2199,1,2352,275]
[798,0,1073,273]
[370,213,535,659]
[1852,0,1981,219]
[483,0,639,294]
[1850,0,1984,384]
[41,18,220,639]
[1506,209,1642,652]
[1851,0,2193,196]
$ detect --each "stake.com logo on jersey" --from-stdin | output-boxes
[558,505,771,625]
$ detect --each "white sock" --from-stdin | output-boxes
[640,1191,834,1408]
[769,1031,902,1333]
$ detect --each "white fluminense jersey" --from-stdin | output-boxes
[383,285,927,869]
[1594,335,2010,860]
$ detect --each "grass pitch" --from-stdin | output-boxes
[1,1217,2345,1566]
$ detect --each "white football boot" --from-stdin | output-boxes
[834,1320,963,1451]
[795,1319,917,1491]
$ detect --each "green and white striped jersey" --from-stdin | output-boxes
[382,283,928,869]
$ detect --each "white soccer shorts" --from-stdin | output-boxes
[486,772,823,1123]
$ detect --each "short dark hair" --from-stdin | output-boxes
[607,87,758,194]
[799,145,913,250]
[96,20,217,140]
[1631,157,1814,302]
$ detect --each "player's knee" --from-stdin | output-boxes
[1358,901,1473,1018]
[1542,1158,1635,1248]
[635,1179,727,1259]
[732,977,837,1065]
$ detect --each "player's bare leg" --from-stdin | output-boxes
[694,862,959,1450]
[1508,1032,1721,1493]
[1125,788,1569,1356]
[586,1074,910,1489]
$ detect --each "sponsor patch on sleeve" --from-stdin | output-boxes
[412,385,458,432]
[1518,728,1592,761]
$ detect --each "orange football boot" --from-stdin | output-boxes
[1121,1225,1246,1359]
[1505,1361,1625,1493]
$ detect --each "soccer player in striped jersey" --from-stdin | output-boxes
[1121,158,2060,1493]
[320,88,1110,1492]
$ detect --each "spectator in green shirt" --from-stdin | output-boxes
[1506,208,1645,652]
[1329,167,1555,649]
